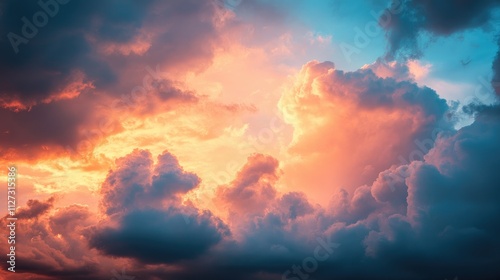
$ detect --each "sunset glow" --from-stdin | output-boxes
[1,1,500,279]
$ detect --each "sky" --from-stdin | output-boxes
[1,0,500,279]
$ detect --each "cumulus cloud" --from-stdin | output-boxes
[361,58,412,81]
[314,105,500,279]
[278,60,452,203]
[0,149,231,279]
[4,56,496,279]
[0,97,101,160]
[0,0,225,107]
[90,207,228,264]
[1,201,101,280]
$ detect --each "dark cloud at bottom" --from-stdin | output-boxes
[4,106,500,280]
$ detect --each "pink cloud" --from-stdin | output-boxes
[278,60,450,204]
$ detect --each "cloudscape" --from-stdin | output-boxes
[1,0,500,279]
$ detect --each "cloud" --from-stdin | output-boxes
[90,207,228,264]
[400,107,500,277]
[216,153,279,217]
[16,197,55,219]
[278,60,452,204]
[91,149,229,264]
[4,110,500,279]
[0,0,234,160]
[382,0,500,60]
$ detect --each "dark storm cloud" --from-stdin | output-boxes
[0,0,222,106]
[382,0,500,59]
[276,192,314,220]
[151,152,201,198]
[99,149,201,215]
[217,154,279,216]
[316,105,500,279]
[15,197,54,219]
[99,149,153,215]
[305,60,450,119]
[0,97,94,159]
[343,66,449,119]
[0,0,227,159]
[7,109,500,280]
[90,207,228,264]
[381,0,500,98]
[0,0,121,105]
[91,149,229,264]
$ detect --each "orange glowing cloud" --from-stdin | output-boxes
[278,60,450,205]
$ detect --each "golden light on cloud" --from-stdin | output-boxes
[1,0,499,279]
